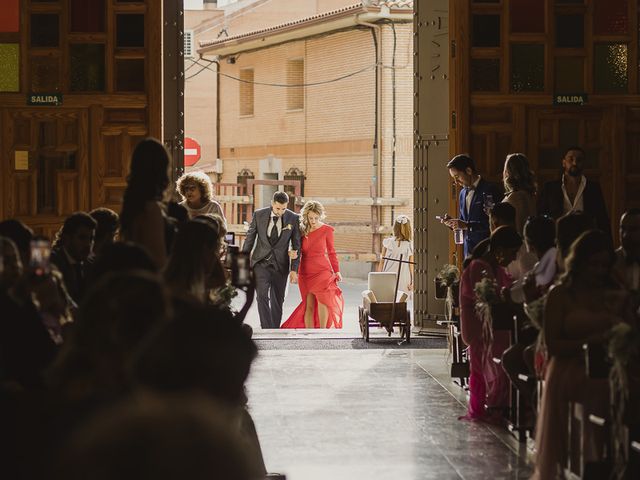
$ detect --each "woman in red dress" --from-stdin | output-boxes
[281,201,344,329]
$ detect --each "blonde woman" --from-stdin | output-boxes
[176,171,226,226]
[378,215,414,294]
[281,201,344,329]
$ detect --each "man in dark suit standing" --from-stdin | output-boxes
[538,146,611,238]
[242,191,301,329]
[442,154,503,258]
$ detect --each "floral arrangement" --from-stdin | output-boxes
[437,264,460,287]
[210,282,239,312]
[473,275,500,305]
[524,295,546,330]
[474,273,503,391]
[608,320,640,479]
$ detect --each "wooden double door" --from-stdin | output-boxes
[1,106,149,238]
[470,105,623,239]
[1,108,89,239]
[527,106,622,237]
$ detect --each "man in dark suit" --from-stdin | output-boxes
[242,191,301,329]
[50,212,96,304]
[442,154,503,258]
[538,146,611,238]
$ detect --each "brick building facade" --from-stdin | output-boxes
[186,1,414,269]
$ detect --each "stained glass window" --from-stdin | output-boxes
[31,14,60,48]
[70,44,105,92]
[510,0,545,33]
[115,59,145,91]
[71,0,105,33]
[470,59,500,91]
[556,15,583,48]
[594,43,628,93]
[511,44,544,92]
[0,0,19,32]
[472,15,500,48]
[116,15,145,48]
[0,44,20,92]
[31,55,60,92]
[554,57,584,92]
[594,0,628,35]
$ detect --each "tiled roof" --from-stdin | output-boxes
[200,3,364,48]
[199,1,413,50]
[367,1,413,9]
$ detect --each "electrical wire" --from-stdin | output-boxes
[185,57,378,85]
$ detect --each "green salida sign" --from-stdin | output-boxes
[27,93,63,106]
[553,93,587,106]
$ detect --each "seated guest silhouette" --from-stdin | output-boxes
[51,212,97,304]
[613,208,640,291]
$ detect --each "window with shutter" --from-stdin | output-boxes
[286,58,304,111]
[239,68,254,116]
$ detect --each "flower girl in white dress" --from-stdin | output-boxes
[378,215,414,296]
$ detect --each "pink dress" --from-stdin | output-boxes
[281,225,344,329]
[459,258,513,420]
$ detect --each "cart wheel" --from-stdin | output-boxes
[364,315,370,342]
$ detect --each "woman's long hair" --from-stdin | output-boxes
[503,153,536,195]
[120,138,171,237]
[392,215,412,242]
[299,200,326,236]
[164,220,220,301]
[561,229,615,289]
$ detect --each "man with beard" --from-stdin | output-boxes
[538,146,611,238]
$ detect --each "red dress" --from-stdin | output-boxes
[281,224,344,329]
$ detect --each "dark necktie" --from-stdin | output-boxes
[269,216,279,246]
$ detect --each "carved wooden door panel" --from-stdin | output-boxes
[2,109,89,239]
[527,107,615,234]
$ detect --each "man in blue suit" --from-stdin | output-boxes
[442,154,503,258]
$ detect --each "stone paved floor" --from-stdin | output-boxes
[246,349,533,480]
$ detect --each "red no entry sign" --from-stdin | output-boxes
[184,137,201,167]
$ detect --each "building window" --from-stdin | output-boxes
[184,30,194,58]
[286,58,304,111]
[237,168,254,185]
[284,167,305,210]
[239,68,254,116]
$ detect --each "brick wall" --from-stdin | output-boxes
[186,16,414,255]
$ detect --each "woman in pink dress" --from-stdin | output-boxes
[459,226,522,421]
[281,201,344,329]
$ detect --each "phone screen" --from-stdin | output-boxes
[225,232,235,245]
[232,251,251,287]
[30,238,51,277]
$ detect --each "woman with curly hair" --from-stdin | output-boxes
[281,201,344,329]
[176,171,226,226]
